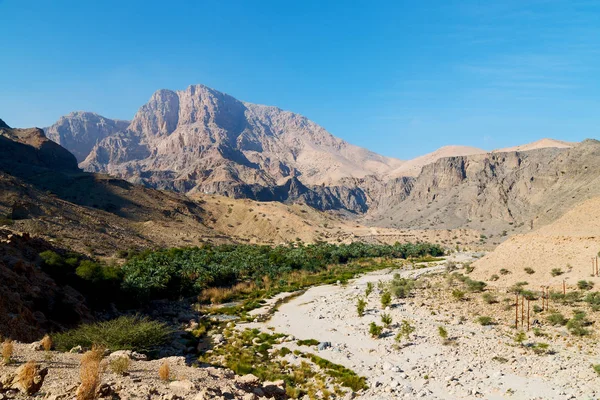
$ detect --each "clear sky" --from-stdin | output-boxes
[1,0,599,159]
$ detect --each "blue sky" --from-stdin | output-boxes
[1,0,599,159]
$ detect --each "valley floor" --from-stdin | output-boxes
[243,255,600,399]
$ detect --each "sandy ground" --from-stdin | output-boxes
[243,253,600,399]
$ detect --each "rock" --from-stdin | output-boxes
[169,380,195,393]
[237,374,260,386]
[317,341,331,351]
[108,350,147,361]
[262,380,286,398]
[212,334,225,344]
[29,341,44,351]
[69,345,83,353]
[0,362,48,395]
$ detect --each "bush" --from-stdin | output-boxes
[584,292,600,311]
[365,282,373,297]
[380,291,392,308]
[533,305,543,313]
[78,348,103,400]
[593,364,600,376]
[546,312,568,326]
[452,289,465,301]
[369,322,382,338]
[551,268,563,277]
[2,339,13,365]
[514,331,526,346]
[109,356,131,376]
[356,298,366,317]
[54,315,171,353]
[499,269,511,275]
[489,274,499,281]
[577,280,594,290]
[297,339,320,346]
[438,326,448,341]
[389,275,414,298]
[465,279,486,293]
[395,320,415,344]
[477,316,493,326]
[566,311,591,336]
[381,313,392,327]
[482,293,497,304]
[524,267,535,275]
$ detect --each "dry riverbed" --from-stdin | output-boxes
[241,253,600,399]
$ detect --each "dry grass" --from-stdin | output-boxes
[41,334,53,351]
[158,360,170,381]
[17,361,39,395]
[2,338,14,364]
[77,346,104,400]
[109,356,130,376]
[198,281,257,304]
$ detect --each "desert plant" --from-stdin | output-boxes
[566,310,591,336]
[109,356,131,376]
[381,313,392,327]
[477,316,493,326]
[159,360,170,381]
[482,293,497,304]
[551,268,563,277]
[524,267,535,275]
[365,282,373,297]
[465,279,486,292]
[452,289,465,301]
[2,339,13,364]
[499,269,511,275]
[532,342,550,355]
[533,305,543,313]
[438,326,448,342]
[577,280,594,290]
[395,320,415,345]
[356,298,366,317]
[41,334,53,351]
[593,364,600,376]
[490,274,499,281]
[380,291,391,308]
[389,275,414,298]
[77,348,103,400]
[514,331,526,346]
[369,322,383,338]
[17,361,42,395]
[547,312,568,326]
[54,315,171,353]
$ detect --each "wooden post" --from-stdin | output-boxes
[527,300,530,331]
[563,280,566,295]
[515,293,519,329]
[521,295,525,327]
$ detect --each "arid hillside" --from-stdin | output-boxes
[471,195,600,286]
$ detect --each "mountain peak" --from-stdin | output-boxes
[0,118,10,129]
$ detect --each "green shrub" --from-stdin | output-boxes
[524,267,535,275]
[395,320,415,344]
[380,291,392,308]
[490,274,499,281]
[389,275,414,298]
[577,280,594,290]
[551,268,563,277]
[297,339,320,346]
[477,316,493,326]
[499,269,511,275]
[482,293,497,304]
[533,305,543,313]
[452,289,465,301]
[53,315,171,353]
[357,298,366,317]
[546,312,568,326]
[593,364,600,376]
[365,282,373,297]
[584,292,600,311]
[566,311,591,336]
[369,322,382,338]
[514,331,526,346]
[465,279,486,293]
[438,326,448,341]
[109,356,131,375]
[381,313,392,327]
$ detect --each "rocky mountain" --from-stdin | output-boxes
[44,111,129,162]
[363,140,600,239]
[46,85,401,213]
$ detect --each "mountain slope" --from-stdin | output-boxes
[493,138,574,153]
[386,145,486,178]
[471,196,600,286]
[44,111,129,162]
[363,140,600,239]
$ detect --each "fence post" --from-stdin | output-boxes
[527,300,530,331]
[515,293,519,329]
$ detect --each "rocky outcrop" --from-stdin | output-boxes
[365,140,600,236]
[44,111,129,162]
